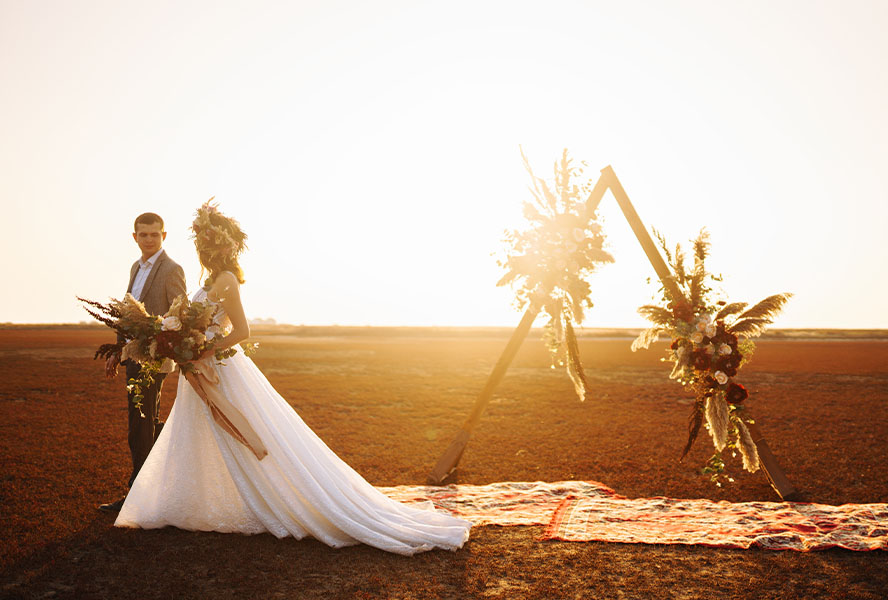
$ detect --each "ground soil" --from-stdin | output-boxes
[1,328,886,599]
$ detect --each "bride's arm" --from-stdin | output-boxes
[210,272,251,350]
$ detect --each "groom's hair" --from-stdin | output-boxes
[134,213,165,232]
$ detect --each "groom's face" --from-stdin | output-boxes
[133,222,167,257]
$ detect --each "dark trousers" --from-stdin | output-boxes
[125,361,167,488]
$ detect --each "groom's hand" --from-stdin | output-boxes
[105,353,120,378]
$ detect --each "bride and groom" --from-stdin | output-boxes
[99,204,471,555]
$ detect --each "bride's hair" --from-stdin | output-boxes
[191,199,247,285]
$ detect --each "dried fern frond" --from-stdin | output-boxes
[729,317,773,338]
[80,306,120,331]
[689,267,705,308]
[680,401,705,462]
[637,305,673,325]
[716,302,748,320]
[94,342,125,360]
[539,179,558,212]
[520,147,549,212]
[736,419,760,473]
[653,228,673,266]
[705,395,730,452]
[693,229,710,264]
[737,293,793,321]
[631,326,662,352]
[673,247,687,287]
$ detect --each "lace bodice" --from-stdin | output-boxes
[192,287,232,340]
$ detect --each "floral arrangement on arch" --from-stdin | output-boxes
[631,230,791,483]
[497,149,614,400]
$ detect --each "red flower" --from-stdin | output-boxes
[155,330,181,358]
[691,349,711,370]
[671,301,693,323]
[726,382,749,405]
[701,375,718,394]
[670,339,680,350]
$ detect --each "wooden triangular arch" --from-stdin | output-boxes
[428,166,798,500]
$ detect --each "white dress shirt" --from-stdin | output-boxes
[131,248,164,300]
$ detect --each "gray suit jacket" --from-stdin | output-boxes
[126,250,187,316]
[119,251,187,367]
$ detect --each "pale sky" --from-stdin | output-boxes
[2,0,886,328]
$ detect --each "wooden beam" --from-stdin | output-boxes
[600,166,798,500]
[428,303,543,484]
[599,166,684,304]
[746,421,799,500]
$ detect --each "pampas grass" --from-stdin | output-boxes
[705,395,731,452]
[736,419,760,473]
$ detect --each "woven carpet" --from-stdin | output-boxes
[379,480,888,551]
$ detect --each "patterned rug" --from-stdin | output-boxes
[378,480,888,552]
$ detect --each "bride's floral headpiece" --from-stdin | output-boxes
[191,198,247,264]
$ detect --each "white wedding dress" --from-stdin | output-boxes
[115,288,471,555]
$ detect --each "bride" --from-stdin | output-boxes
[115,202,471,555]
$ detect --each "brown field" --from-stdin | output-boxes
[1,328,886,599]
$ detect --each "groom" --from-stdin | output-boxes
[99,212,187,512]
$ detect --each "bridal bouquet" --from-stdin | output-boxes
[497,149,614,401]
[630,230,791,483]
[78,293,245,413]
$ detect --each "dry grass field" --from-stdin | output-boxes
[1,327,886,599]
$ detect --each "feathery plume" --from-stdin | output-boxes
[715,302,748,321]
[705,395,731,452]
[736,419,760,473]
[736,293,793,321]
[631,326,662,352]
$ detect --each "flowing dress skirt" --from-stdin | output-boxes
[115,349,471,555]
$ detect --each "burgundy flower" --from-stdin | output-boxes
[725,353,742,369]
[671,301,693,323]
[702,375,718,391]
[692,349,711,370]
[155,330,181,358]
[724,365,738,377]
[726,382,749,405]
[670,339,680,350]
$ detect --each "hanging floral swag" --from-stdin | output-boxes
[497,149,614,401]
[631,230,791,484]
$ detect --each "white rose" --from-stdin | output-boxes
[705,323,717,337]
[690,332,704,344]
[572,228,585,243]
[718,344,732,355]
[714,370,728,385]
[161,316,182,331]
[696,313,713,331]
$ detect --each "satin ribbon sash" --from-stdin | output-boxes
[183,358,268,460]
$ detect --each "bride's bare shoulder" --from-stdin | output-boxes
[208,271,241,302]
